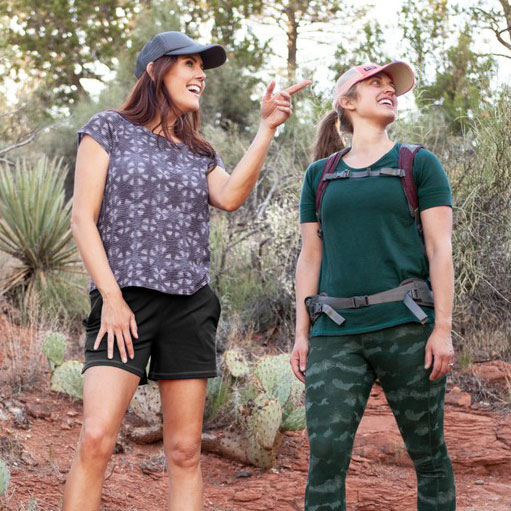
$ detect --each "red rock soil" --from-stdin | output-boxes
[1,369,511,511]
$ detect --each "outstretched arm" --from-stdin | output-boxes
[207,80,311,211]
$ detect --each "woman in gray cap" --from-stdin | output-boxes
[64,31,310,510]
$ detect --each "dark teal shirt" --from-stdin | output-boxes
[299,143,452,337]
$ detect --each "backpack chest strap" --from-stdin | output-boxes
[323,167,405,181]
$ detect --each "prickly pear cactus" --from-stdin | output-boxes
[130,381,162,424]
[50,360,84,400]
[224,350,250,378]
[245,395,282,468]
[255,354,292,405]
[0,458,10,497]
[253,354,306,432]
[42,332,67,370]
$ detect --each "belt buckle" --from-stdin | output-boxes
[351,295,369,308]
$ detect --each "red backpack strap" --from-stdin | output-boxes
[398,143,423,236]
[315,147,351,237]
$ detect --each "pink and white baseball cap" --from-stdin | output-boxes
[333,61,415,106]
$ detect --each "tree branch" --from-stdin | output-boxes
[0,105,28,120]
[0,120,63,156]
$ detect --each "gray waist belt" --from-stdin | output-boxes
[305,279,434,326]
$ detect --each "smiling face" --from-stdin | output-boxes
[339,72,398,129]
[160,54,206,114]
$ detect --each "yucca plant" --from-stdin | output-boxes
[0,156,84,312]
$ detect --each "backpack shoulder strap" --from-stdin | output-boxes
[315,147,351,219]
[398,143,422,215]
[398,143,423,235]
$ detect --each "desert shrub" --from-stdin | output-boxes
[393,97,511,357]
[0,155,88,323]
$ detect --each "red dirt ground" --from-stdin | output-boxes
[1,380,510,511]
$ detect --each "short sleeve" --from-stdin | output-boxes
[413,149,452,212]
[300,162,322,223]
[206,152,225,174]
[77,111,116,155]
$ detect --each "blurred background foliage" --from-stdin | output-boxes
[0,0,509,359]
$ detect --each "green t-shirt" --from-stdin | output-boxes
[299,143,452,337]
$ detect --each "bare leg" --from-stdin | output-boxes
[159,378,208,511]
[62,366,140,511]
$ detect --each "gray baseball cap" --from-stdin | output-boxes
[135,31,227,78]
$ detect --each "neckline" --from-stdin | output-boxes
[341,142,398,170]
[138,123,186,147]
[115,112,186,147]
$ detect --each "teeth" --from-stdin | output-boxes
[187,85,201,94]
[379,99,393,106]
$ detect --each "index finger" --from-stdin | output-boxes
[283,80,312,96]
[263,80,276,100]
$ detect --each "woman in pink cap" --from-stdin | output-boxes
[291,62,456,510]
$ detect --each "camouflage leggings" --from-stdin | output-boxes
[305,323,456,511]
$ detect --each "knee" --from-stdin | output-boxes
[165,436,202,469]
[308,430,352,465]
[78,421,116,464]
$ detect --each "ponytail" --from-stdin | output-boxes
[311,110,346,161]
[311,82,359,161]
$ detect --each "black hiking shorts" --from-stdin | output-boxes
[81,285,221,384]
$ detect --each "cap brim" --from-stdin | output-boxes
[370,61,415,96]
[165,44,227,69]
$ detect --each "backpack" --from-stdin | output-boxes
[315,143,423,240]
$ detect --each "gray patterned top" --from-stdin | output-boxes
[77,110,224,295]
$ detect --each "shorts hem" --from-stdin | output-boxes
[148,369,219,381]
[82,360,144,380]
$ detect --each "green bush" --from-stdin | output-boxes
[0,155,87,321]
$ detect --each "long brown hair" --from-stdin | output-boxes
[117,56,215,159]
[311,83,359,161]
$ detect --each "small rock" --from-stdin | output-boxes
[113,442,124,454]
[233,470,252,478]
[445,386,471,408]
[67,410,79,417]
[11,407,29,429]
[471,361,511,385]
[474,479,484,485]
[233,489,263,502]
[20,451,38,467]
[26,403,51,419]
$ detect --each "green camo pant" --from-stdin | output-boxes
[305,323,456,511]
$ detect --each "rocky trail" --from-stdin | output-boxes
[1,363,511,511]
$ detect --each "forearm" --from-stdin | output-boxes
[71,217,121,300]
[218,123,276,210]
[428,245,454,333]
[295,250,321,338]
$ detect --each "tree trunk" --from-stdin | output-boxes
[286,8,299,82]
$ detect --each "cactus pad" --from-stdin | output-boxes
[42,332,67,369]
[247,396,282,450]
[130,381,162,424]
[280,406,306,431]
[50,360,83,400]
[224,350,250,378]
[0,458,10,496]
[254,354,292,405]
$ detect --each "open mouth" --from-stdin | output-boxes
[378,98,394,108]
[187,84,202,96]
